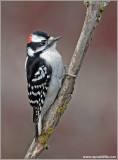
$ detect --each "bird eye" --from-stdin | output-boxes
[40,40,46,46]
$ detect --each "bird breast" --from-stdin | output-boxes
[40,48,64,79]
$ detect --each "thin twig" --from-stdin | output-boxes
[24,1,109,159]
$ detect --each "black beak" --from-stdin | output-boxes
[53,36,62,42]
[47,36,62,48]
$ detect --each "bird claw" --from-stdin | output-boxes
[64,64,69,73]
[64,64,77,78]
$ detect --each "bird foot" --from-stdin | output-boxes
[64,64,77,78]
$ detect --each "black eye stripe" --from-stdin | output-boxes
[27,41,46,50]
[27,42,41,48]
[40,40,46,45]
[41,40,46,43]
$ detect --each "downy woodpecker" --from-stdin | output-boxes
[25,31,64,140]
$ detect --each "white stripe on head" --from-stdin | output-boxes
[32,34,46,43]
[36,46,46,52]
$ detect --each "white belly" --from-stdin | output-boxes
[40,48,64,117]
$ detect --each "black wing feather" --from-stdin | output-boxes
[26,57,52,123]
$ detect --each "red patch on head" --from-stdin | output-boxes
[27,34,32,43]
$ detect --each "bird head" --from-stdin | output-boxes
[26,31,62,57]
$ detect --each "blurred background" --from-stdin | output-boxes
[1,1,117,159]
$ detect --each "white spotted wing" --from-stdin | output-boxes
[28,64,52,116]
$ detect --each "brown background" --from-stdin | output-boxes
[1,1,117,159]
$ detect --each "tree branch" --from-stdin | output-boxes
[24,1,109,159]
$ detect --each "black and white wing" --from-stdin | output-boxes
[26,58,52,123]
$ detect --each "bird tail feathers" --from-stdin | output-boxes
[33,108,42,141]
